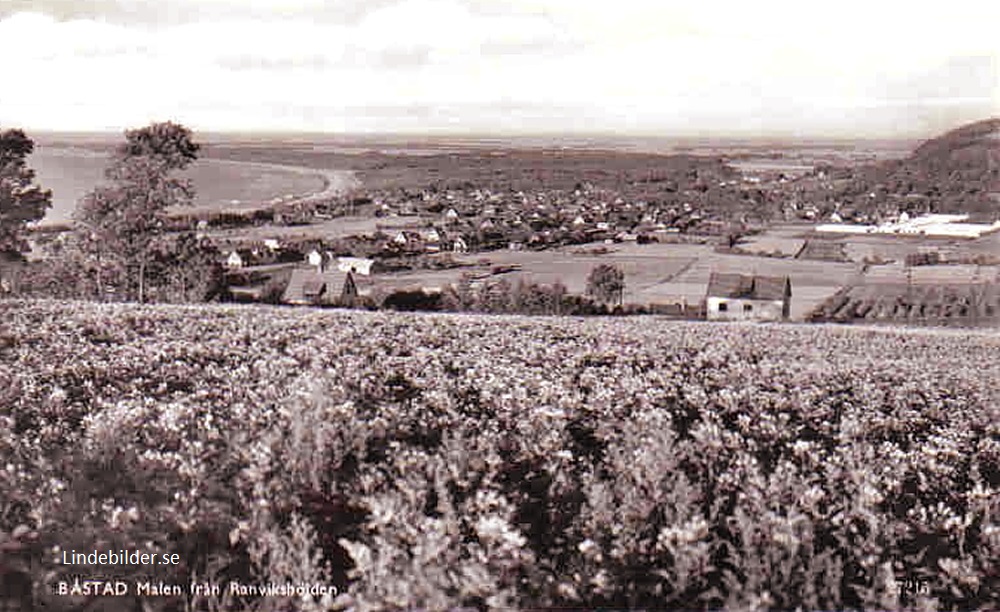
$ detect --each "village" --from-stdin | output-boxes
[4,2,1000,609]
[8,118,997,326]
[212,172,1000,325]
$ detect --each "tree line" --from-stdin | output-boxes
[379,265,630,316]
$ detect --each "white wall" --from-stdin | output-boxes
[706,297,785,321]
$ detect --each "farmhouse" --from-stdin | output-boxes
[705,273,791,321]
[282,268,358,305]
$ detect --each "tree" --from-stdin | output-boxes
[116,120,200,171]
[32,231,127,300]
[156,233,225,303]
[587,263,625,306]
[74,122,199,302]
[0,128,51,257]
[442,271,478,312]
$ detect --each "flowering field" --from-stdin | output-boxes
[1,300,998,611]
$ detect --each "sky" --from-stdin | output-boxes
[0,0,997,138]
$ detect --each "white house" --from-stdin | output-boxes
[226,251,245,268]
[337,257,374,276]
[705,273,791,321]
[306,249,323,269]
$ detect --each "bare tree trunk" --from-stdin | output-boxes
[138,259,146,303]
[95,247,105,302]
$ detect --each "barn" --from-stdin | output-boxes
[705,273,791,321]
[282,268,359,306]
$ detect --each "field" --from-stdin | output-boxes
[200,214,415,244]
[331,240,856,320]
[1,300,998,611]
[811,283,1000,325]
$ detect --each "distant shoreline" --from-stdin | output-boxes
[31,147,354,226]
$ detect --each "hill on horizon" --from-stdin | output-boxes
[809,117,1000,218]
[878,117,998,214]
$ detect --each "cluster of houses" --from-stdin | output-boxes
[223,187,717,274]
[384,226,468,255]
[217,181,801,320]
[362,184,711,251]
[282,253,376,306]
[224,238,289,269]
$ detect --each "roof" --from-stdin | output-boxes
[706,273,790,301]
[283,268,355,304]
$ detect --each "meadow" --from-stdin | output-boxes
[1,299,998,611]
[376,241,859,320]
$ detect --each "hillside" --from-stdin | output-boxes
[1,301,999,610]
[901,117,1000,210]
[910,117,1000,171]
[806,117,1000,218]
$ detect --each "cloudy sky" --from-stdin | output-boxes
[0,0,997,137]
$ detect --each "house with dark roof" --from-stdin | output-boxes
[282,268,359,306]
[705,273,791,321]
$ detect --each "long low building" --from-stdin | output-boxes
[816,214,1000,238]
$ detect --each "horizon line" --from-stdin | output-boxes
[19,114,998,142]
[25,127,932,143]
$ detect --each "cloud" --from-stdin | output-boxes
[873,55,998,104]
[0,1,997,136]
[0,0,366,26]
